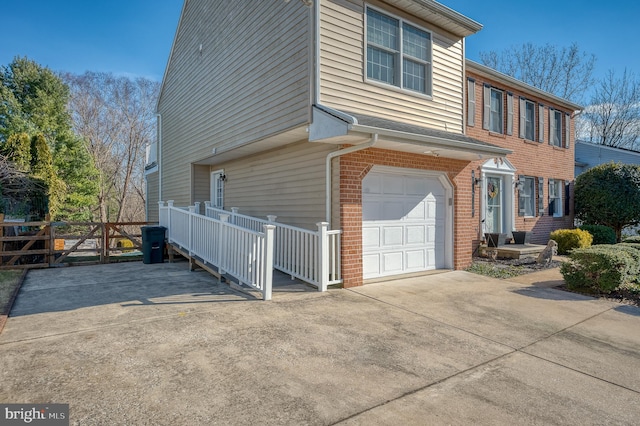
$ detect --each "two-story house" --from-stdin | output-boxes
[147,0,580,288]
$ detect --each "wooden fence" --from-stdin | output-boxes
[0,214,155,269]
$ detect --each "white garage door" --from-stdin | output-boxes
[362,168,449,280]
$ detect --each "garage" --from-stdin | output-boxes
[362,166,453,280]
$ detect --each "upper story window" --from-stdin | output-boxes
[524,99,535,141]
[366,7,432,96]
[550,109,563,147]
[489,88,503,133]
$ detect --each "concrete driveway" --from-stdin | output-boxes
[1,262,639,425]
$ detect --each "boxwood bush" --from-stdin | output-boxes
[560,245,636,293]
[549,229,593,255]
[578,225,617,245]
[623,236,640,243]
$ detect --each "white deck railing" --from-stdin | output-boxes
[205,204,342,290]
[159,201,275,300]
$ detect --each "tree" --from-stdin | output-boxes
[574,163,640,242]
[0,57,98,220]
[64,72,159,222]
[479,42,596,103]
[579,69,640,150]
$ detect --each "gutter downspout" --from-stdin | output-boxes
[157,113,162,203]
[325,134,378,225]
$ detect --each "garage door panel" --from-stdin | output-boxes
[362,201,381,220]
[383,175,404,194]
[406,249,427,270]
[406,201,426,220]
[382,252,404,274]
[363,227,381,248]
[383,226,403,246]
[406,225,426,244]
[363,175,383,194]
[382,202,405,220]
[363,254,381,276]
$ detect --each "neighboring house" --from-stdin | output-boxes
[147,0,580,288]
[575,140,640,175]
[466,60,581,247]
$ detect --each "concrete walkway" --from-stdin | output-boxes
[1,262,639,425]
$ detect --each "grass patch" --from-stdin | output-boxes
[0,270,23,314]
[465,262,525,279]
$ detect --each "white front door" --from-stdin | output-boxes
[485,175,503,233]
[210,170,224,208]
[362,168,451,280]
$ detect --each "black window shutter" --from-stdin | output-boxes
[564,181,570,216]
[537,177,544,216]
[483,84,491,130]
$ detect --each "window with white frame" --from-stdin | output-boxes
[549,179,563,217]
[366,7,432,95]
[490,88,503,133]
[524,99,535,140]
[550,109,563,147]
[518,176,536,217]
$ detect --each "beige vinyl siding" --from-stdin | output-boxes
[192,165,210,208]
[158,0,311,204]
[320,0,464,132]
[145,171,159,222]
[214,141,335,230]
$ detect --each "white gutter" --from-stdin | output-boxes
[325,134,378,225]
[314,0,321,105]
[157,113,162,201]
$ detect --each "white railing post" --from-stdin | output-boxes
[188,206,196,255]
[231,207,239,225]
[267,215,277,222]
[317,222,329,292]
[194,202,201,215]
[218,214,230,276]
[158,201,165,226]
[167,200,174,242]
[263,224,275,301]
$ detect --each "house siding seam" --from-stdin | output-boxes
[465,70,575,245]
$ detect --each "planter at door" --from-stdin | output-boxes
[485,233,506,248]
[512,231,532,245]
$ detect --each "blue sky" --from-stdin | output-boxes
[2,0,639,91]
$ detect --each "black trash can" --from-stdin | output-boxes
[141,226,166,264]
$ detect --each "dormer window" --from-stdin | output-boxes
[366,7,432,96]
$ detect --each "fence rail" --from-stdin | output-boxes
[204,204,342,290]
[0,214,152,269]
[160,202,274,300]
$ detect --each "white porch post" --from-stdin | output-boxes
[231,207,239,225]
[317,222,329,292]
[188,206,196,255]
[167,200,174,242]
[194,202,201,215]
[262,224,275,301]
[218,214,230,277]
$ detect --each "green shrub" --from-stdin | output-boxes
[549,229,593,255]
[613,244,640,276]
[579,225,617,245]
[561,245,635,293]
[622,236,640,243]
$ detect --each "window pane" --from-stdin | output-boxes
[490,89,503,133]
[525,101,535,140]
[367,46,395,84]
[403,24,429,61]
[403,58,425,93]
[367,9,398,50]
[554,111,563,146]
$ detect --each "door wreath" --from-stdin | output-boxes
[488,181,499,199]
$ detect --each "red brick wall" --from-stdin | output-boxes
[466,70,575,245]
